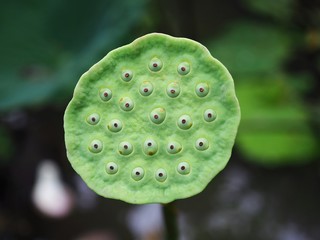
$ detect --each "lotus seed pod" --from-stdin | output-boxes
[64,33,240,204]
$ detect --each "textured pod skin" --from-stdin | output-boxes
[64,33,240,204]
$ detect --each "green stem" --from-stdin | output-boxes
[162,201,179,240]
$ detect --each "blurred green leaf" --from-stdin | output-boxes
[241,0,295,22]
[236,76,317,166]
[207,21,293,76]
[0,0,148,111]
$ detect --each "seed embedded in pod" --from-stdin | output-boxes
[139,81,154,96]
[177,162,190,175]
[143,139,158,156]
[86,113,100,125]
[150,108,166,124]
[167,141,182,154]
[121,70,133,82]
[177,114,193,130]
[155,168,167,182]
[177,62,190,75]
[204,109,217,122]
[106,162,118,174]
[108,119,123,132]
[99,88,112,101]
[166,82,180,98]
[132,167,144,181]
[118,141,133,155]
[149,58,163,72]
[89,140,103,153]
[195,138,209,151]
[119,97,134,111]
[195,83,209,97]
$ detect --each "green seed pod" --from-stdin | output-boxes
[118,141,133,155]
[99,88,112,101]
[195,83,209,97]
[139,81,154,96]
[204,109,217,122]
[167,141,182,154]
[155,168,167,182]
[89,140,103,153]
[177,62,190,75]
[107,119,122,132]
[119,97,134,111]
[86,113,100,125]
[149,58,163,72]
[106,162,118,174]
[64,33,240,204]
[131,167,144,181]
[121,70,133,82]
[167,82,181,98]
[177,162,190,175]
[150,108,166,124]
[177,114,193,130]
[143,139,158,156]
[195,138,209,151]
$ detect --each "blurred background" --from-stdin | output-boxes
[0,0,319,239]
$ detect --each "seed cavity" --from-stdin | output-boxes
[86,113,100,125]
[139,81,154,96]
[166,82,181,98]
[177,114,193,130]
[204,109,217,122]
[177,162,190,175]
[118,141,133,155]
[119,97,134,111]
[195,138,209,151]
[99,88,112,101]
[177,62,190,75]
[195,83,209,97]
[131,167,144,181]
[155,168,167,182]
[143,139,158,156]
[150,108,166,124]
[167,141,182,154]
[89,140,103,153]
[149,58,163,72]
[106,162,118,174]
[121,70,133,82]
[108,119,123,132]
